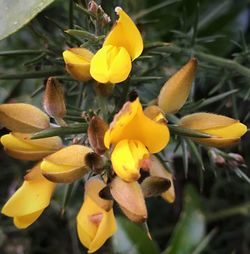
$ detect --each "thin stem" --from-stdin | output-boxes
[206,202,250,222]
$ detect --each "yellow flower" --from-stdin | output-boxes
[179,113,247,147]
[90,7,143,84]
[1,163,55,229]
[158,58,197,113]
[63,48,94,81]
[41,145,93,183]
[0,132,63,160]
[0,103,50,133]
[104,98,170,182]
[77,178,116,253]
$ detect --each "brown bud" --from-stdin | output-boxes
[88,115,108,155]
[228,153,245,164]
[85,152,104,174]
[110,177,147,222]
[43,77,66,119]
[88,0,98,15]
[141,176,171,198]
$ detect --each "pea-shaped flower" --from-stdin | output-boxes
[90,7,143,84]
[0,132,63,160]
[77,178,116,253]
[104,98,170,182]
[1,163,56,229]
[41,145,93,183]
[179,113,247,147]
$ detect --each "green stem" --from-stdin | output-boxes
[0,68,64,80]
[206,202,250,222]
[0,49,49,56]
[31,124,88,139]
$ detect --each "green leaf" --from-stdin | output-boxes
[112,217,160,254]
[164,185,206,254]
[0,0,55,41]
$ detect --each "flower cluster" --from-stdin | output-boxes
[0,5,247,254]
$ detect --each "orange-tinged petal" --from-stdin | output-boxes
[192,137,240,148]
[13,209,44,229]
[179,112,237,130]
[43,145,92,167]
[105,98,170,153]
[104,7,143,60]
[158,58,197,113]
[63,48,93,64]
[111,139,149,182]
[63,48,93,81]
[85,178,113,211]
[0,103,49,133]
[0,132,63,160]
[90,45,131,84]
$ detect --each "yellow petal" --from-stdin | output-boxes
[0,103,49,133]
[111,139,149,182]
[43,145,93,167]
[14,209,44,229]
[63,48,93,64]
[0,132,63,160]
[179,112,237,130]
[158,58,197,113]
[105,98,170,153]
[149,155,175,203]
[77,195,116,253]
[2,176,55,218]
[89,209,116,253]
[104,7,143,60]
[63,48,93,81]
[202,122,247,139]
[90,45,131,84]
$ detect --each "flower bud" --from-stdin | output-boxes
[0,103,49,133]
[63,48,93,81]
[1,163,55,229]
[179,113,247,147]
[148,155,175,203]
[41,145,93,183]
[158,58,197,113]
[77,178,116,253]
[0,132,63,160]
[88,0,98,15]
[141,176,171,198]
[43,77,66,119]
[110,177,147,222]
[228,153,245,164]
[88,115,108,155]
